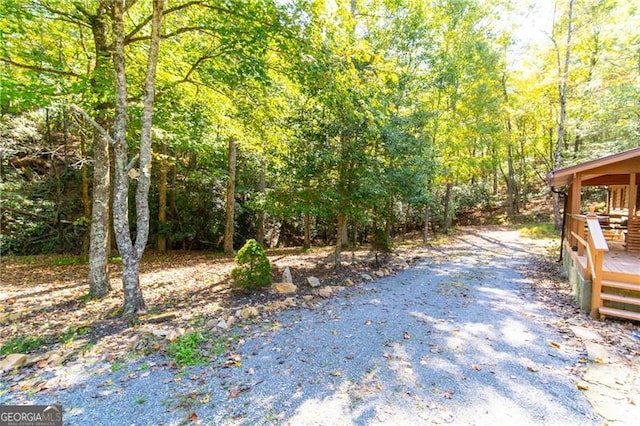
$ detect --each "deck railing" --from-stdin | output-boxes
[567,213,609,318]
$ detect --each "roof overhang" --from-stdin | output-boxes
[548,146,640,188]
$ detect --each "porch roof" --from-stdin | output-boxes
[548,146,640,188]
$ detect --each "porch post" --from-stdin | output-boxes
[570,174,583,254]
[629,172,637,217]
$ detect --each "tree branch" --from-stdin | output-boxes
[1,58,81,78]
[125,26,207,44]
[124,0,202,45]
[70,104,115,146]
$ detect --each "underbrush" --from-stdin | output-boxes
[517,222,559,239]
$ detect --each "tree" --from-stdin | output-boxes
[73,0,165,317]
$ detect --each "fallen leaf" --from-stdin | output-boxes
[403,331,410,340]
[364,320,372,326]
[441,390,454,399]
[200,393,211,404]
[471,364,482,371]
[332,330,338,336]
[527,366,539,373]
[548,341,561,349]
[331,370,342,377]
[6,298,16,305]
[594,357,604,364]
[576,381,589,391]
[188,412,198,422]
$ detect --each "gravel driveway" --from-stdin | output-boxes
[1,227,600,425]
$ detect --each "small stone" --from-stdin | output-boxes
[307,277,321,288]
[317,287,333,298]
[283,297,297,307]
[240,307,259,319]
[216,319,228,329]
[282,267,294,284]
[151,328,170,337]
[0,354,27,372]
[272,282,297,295]
[361,273,373,281]
[342,278,354,286]
[374,270,385,278]
[302,295,314,302]
[226,316,236,327]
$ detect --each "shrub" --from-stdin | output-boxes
[371,227,393,266]
[231,239,272,291]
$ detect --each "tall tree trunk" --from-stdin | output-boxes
[80,129,91,254]
[87,2,112,298]
[157,140,168,252]
[224,138,237,255]
[335,213,346,267]
[423,204,430,244]
[303,212,311,249]
[111,0,165,317]
[256,152,266,245]
[443,181,453,234]
[552,0,575,230]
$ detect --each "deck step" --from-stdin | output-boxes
[599,307,640,322]
[601,280,640,292]
[600,293,640,306]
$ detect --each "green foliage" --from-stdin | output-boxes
[0,335,43,355]
[167,332,208,366]
[517,223,558,240]
[231,239,272,291]
[371,227,393,254]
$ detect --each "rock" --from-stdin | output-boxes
[374,270,385,278]
[272,282,297,295]
[165,327,186,342]
[282,267,294,284]
[226,315,236,327]
[361,273,373,281]
[342,278,354,286]
[302,295,314,302]
[240,307,259,319]
[151,328,170,337]
[23,353,49,368]
[141,312,177,324]
[283,297,297,307]
[0,354,27,372]
[307,276,321,288]
[216,319,228,329]
[333,286,345,293]
[317,287,333,298]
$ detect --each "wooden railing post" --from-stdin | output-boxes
[586,212,609,319]
[577,216,585,256]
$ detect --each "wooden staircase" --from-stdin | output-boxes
[599,273,640,322]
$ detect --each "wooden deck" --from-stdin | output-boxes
[576,241,640,277]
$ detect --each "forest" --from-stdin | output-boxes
[1,0,639,316]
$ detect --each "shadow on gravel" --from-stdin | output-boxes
[178,253,597,425]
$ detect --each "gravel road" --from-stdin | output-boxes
[1,227,600,425]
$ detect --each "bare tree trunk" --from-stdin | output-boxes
[111,0,165,317]
[335,213,346,268]
[224,138,237,255]
[87,2,112,298]
[552,0,575,230]
[80,130,91,254]
[157,140,167,252]
[303,212,311,249]
[256,152,266,245]
[422,204,430,244]
[443,181,453,234]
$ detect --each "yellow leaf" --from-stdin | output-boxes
[200,393,211,404]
